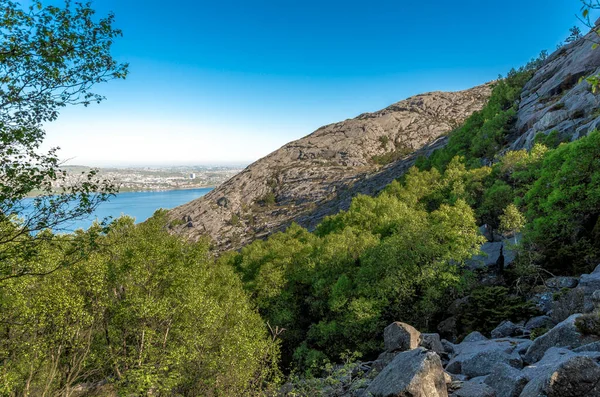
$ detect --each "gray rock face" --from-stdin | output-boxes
[365,348,448,397]
[484,363,528,397]
[421,333,445,355]
[467,239,517,271]
[509,29,600,152]
[523,314,598,364]
[462,331,488,343]
[520,347,600,397]
[451,380,495,397]
[491,320,527,339]
[530,291,554,314]
[574,341,600,353]
[546,276,579,290]
[524,315,556,331]
[579,265,600,312]
[446,338,523,377]
[384,322,422,352]
[168,85,492,250]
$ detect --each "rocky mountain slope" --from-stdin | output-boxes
[170,85,492,249]
[171,23,600,253]
[509,25,600,150]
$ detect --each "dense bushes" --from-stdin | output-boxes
[0,212,279,396]
[523,131,600,275]
[228,161,485,372]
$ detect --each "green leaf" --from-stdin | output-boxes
[593,43,599,50]
[583,9,589,18]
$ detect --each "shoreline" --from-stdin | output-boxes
[25,185,216,198]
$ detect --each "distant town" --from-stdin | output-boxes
[59,165,245,192]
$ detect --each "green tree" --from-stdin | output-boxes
[499,203,525,244]
[524,130,600,274]
[0,0,128,281]
[0,212,281,395]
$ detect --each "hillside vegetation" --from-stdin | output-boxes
[3,1,600,394]
[221,56,600,374]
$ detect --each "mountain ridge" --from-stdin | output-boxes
[169,84,493,249]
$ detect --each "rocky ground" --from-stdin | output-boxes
[294,263,600,396]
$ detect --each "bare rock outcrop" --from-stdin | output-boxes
[168,85,492,250]
[509,26,600,151]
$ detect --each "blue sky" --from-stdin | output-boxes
[40,0,587,166]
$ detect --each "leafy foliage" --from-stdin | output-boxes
[523,131,600,275]
[0,212,280,395]
[457,287,536,337]
[230,161,485,371]
[0,0,128,281]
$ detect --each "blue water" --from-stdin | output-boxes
[23,188,212,232]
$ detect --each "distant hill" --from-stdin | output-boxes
[169,84,493,250]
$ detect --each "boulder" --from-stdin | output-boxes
[451,380,495,397]
[445,338,523,377]
[438,317,458,341]
[574,341,600,353]
[523,313,598,364]
[467,242,502,270]
[520,347,600,397]
[490,320,527,338]
[546,276,579,290]
[372,351,398,373]
[484,363,528,397]
[420,333,445,355]
[441,339,456,356]
[364,348,448,397]
[467,239,518,271]
[383,322,421,352]
[529,291,554,314]
[524,315,556,331]
[461,331,487,343]
[579,264,600,311]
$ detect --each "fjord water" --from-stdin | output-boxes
[24,188,213,232]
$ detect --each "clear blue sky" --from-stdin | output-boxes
[40,0,587,166]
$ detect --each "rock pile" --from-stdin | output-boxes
[341,314,600,397]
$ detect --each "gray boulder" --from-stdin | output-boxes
[546,276,579,290]
[467,242,503,270]
[524,315,556,331]
[438,317,458,341]
[484,363,528,397]
[372,351,398,373]
[462,331,487,343]
[579,264,600,312]
[446,338,523,377]
[420,333,445,355]
[523,314,598,364]
[441,339,456,356]
[451,379,495,397]
[529,291,554,314]
[520,347,600,397]
[365,348,448,397]
[490,320,527,338]
[383,322,421,352]
[574,341,600,353]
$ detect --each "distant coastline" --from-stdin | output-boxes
[25,185,218,198]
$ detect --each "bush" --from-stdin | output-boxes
[457,286,537,337]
